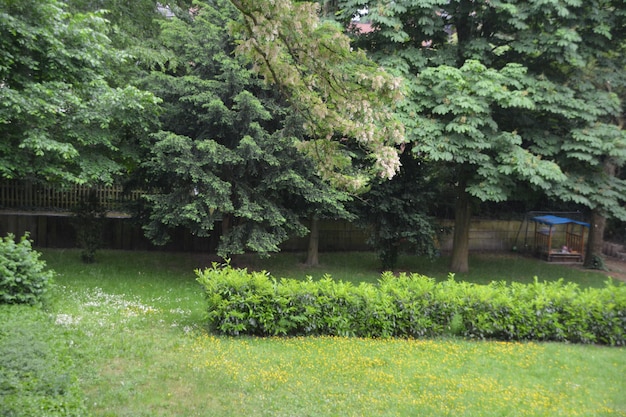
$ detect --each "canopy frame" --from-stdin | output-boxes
[531,215,589,263]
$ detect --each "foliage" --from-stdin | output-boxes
[67,0,173,45]
[410,60,567,201]
[197,263,626,345]
[333,0,626,271]
[0,0,161,186]
[0,305,86,417]
[140,0,352,257]
[0,234,54,305]
[65,0,196,85]
[350,146,441,269]
[70,189,106,263]
[230,0,405,190]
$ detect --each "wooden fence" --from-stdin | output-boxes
[0,180,143,213]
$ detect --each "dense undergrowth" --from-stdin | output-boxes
[197,263,626,345]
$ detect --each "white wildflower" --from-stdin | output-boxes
[55,314,82,327]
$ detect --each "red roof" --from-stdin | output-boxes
[349,22,374,34]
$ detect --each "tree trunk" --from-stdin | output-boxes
[219,214,232,262]
[221,213,231,237]
[584,159,615,268]
[450,178,471,273]
[305,215,320,266]
[584,208,606,268]
[455,0,473,65]
[321,0,339,16]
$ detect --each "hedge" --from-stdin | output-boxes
[196,263,626,345]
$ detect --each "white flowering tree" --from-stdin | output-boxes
[139,0,354,258]
[229,0,405,191]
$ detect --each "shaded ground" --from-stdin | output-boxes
[598,257,626,281]
[567,257,626,282]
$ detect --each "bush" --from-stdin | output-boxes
[0,233,55,305]
[196,263,626,345]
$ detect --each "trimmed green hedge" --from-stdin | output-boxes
[196,263,626,345]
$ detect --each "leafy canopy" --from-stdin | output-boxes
[332,0,626,271]
[141,0,352,257]
[230,0,406,191]
[0,0,160,186]
[338,0,626,214]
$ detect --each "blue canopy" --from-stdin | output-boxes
[532,215,589,228]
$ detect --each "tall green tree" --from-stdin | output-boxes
[140,0,352,257]
[541,45,626,267]
[0,0,160,187]
[336,0,626,272]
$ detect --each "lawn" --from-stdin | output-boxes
[232,250,619,287]
[1,249,624,416]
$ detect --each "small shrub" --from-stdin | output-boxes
[196,262,277,336]
[196,263,626,345]
[585,254,607,271]
[0,234,55,305]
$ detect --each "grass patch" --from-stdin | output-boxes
[5,249,623,416]
[0,305,86,416]
[235,251,615,287]
[179,335,624,417]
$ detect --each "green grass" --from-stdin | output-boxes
[0,305,87,416]
[235,250,616,287]
[2,249,624,416]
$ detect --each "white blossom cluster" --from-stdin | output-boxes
[232,0,406,185]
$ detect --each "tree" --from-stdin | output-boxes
[544,51,626,267]
[410,61,566,272]
[139,0,352,258]
[335,0,626,272]
[229,0,405,191]
[65,0,195,81]
[0,0,160,187]
[66,0,168,42]
[351,144,440,270]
